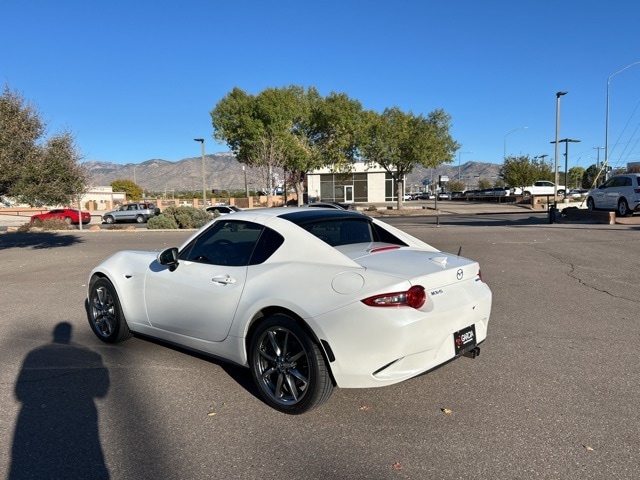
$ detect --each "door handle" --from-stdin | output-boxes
[212,275,236,285]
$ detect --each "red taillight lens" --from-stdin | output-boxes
[362,285,426,309]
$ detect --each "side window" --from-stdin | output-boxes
[249,227,285,265]
[180,220,264,266]
[624,177,632,187]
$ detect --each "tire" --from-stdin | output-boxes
[88,277,132,343]
[135,215,145,223]
[249,314,333,414]
[586,197,595,211]
[557,190,565,197]
[522,191,531,198]
[617,199,631,217]
[63,216,72,225]
[104,215,115,224]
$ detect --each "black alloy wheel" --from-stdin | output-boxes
[249,314,333,414]
[88,277,132,343]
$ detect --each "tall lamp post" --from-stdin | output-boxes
[605,61,640,175]
[503,126,528,159]
[550,138,580,198]
[552,91,568,221]
[193,138,206,206]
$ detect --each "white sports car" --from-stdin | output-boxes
[87,208,491,414]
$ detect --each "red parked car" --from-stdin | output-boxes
[30,208,91,225]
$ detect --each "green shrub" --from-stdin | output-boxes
[148,206,210,229]
[147,214,179,229]
[25,218,74,231]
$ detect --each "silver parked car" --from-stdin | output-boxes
[585,173,640,217]
[103,203,159,224]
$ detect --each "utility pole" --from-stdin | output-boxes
[593,146,605,170]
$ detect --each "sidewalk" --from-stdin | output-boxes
[0,213,33,228]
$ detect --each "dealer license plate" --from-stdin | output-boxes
[453,324,476,355]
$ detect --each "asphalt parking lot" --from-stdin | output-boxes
[1,217,639,479]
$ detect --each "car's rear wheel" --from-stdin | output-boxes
[617,199,631,217]
[249,314,333,414]
[88,277,132,343]
[104,215,115,224]
[135,215,145,223]
[63,216,72,225]
[587,197,595,211]
[557,190,565,196]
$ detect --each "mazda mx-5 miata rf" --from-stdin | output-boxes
[87,208,491,414]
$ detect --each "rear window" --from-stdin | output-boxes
[300,218,406,247]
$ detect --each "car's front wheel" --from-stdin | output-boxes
[104,215,115,224]
[88,277,132,343]
[63,216,72,225]
[587,197,596,211]
[617,198,631,217]
[249,314,333,414]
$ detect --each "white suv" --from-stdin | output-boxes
[585,173,640,217]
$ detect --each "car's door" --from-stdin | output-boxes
[143,219,263,342]
[591,179,611,208]
[602,177,623,208]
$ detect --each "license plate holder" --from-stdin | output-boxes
[453,324,476,355]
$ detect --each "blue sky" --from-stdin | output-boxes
[3,0,640,172]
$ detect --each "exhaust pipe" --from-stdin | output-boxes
[462,346,480,359]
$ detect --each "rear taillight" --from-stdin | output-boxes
[362,285,426,309]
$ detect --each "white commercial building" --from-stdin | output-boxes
[307,162,401,204]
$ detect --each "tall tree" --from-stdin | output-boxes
[359,107,459,209]
[212,87,292,205]
[212,86,363,206]
[567,166,586,190]
[0,85,86,206]
[286,88,362,205]
[500,155,553,190]
[582,164,601,189]
[111,179,143,200]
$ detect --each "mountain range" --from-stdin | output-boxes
[85,153,502,193]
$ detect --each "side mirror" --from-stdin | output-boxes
[158,247,179,271]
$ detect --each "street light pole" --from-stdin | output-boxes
[194,138,206,207]
[605,61,640,175]
[503,126,528,160]
[550,138,581,198]
[553,91,568,221]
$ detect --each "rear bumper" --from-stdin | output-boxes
[312,280,492,388]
